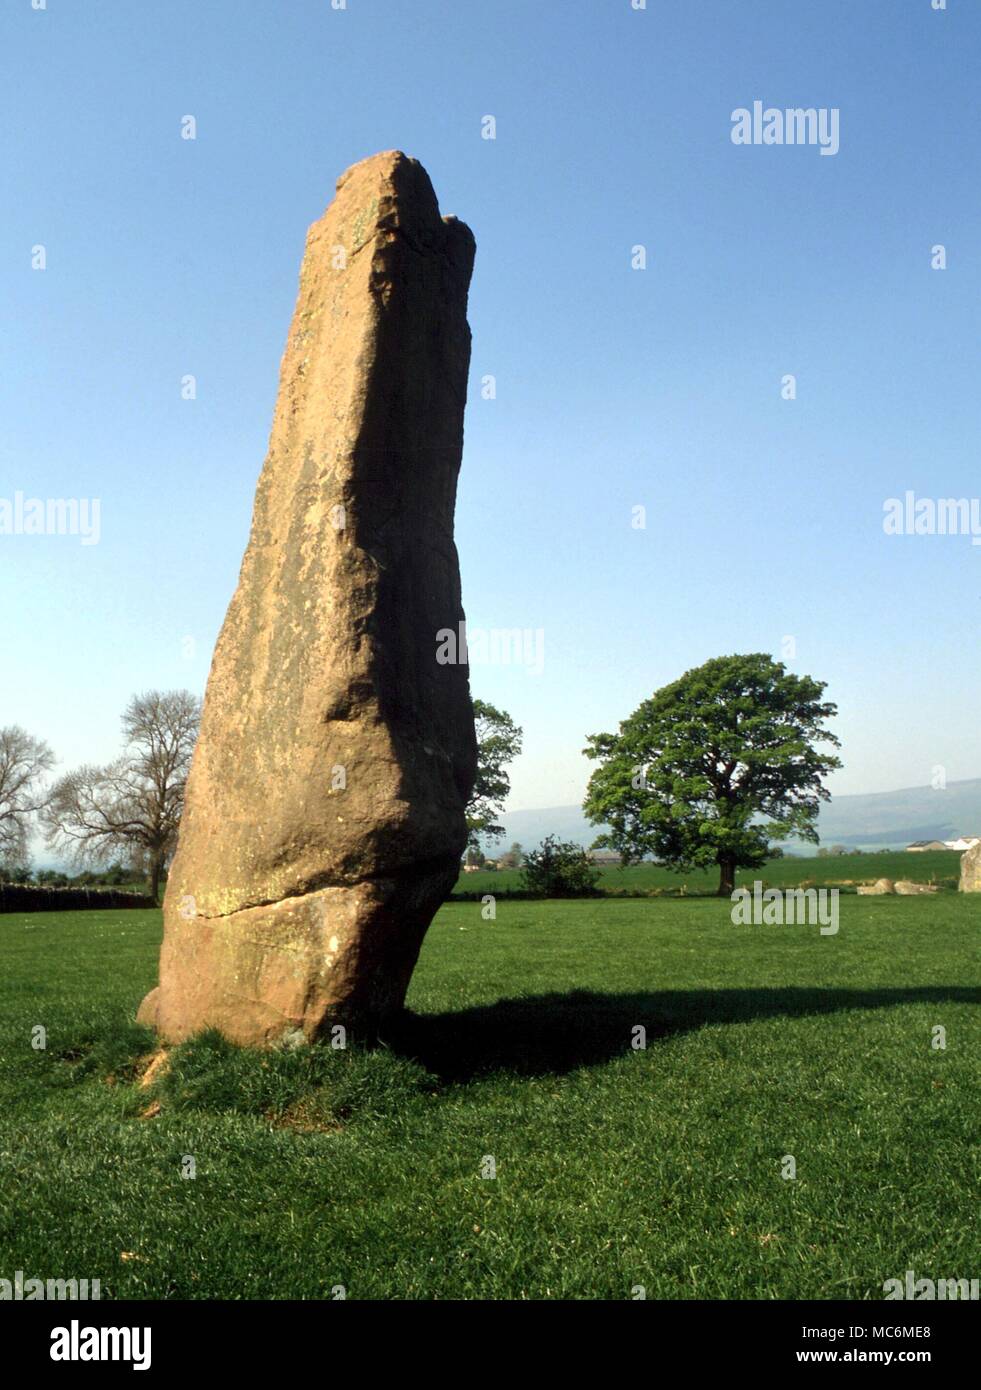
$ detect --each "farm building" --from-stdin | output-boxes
[589,850,623,867]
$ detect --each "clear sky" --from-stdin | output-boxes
[2,0,979,819]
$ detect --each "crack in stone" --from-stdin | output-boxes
[194,881,341,923]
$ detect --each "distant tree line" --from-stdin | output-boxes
[0,691,201,903]
[5,654,844,907]
[0,862,136,888]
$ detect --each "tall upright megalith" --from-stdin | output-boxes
[960,841,981,893]
[138,151,477,1045]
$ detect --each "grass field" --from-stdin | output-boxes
[453,849,963,897]
[0,892,977,1300]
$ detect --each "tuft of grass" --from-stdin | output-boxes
[145,1028,437,1126]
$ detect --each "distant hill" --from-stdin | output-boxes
[491,778,981,855]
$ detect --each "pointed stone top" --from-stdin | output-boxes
[318,150,474,265]
[335,149,417,193]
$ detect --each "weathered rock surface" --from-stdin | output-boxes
[959,841,981,892]
[138,151,477,1045]
[893,880,938,896]
[856,878,895,896]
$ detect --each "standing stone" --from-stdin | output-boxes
[138,151,477,1045]
[959,842,981,892]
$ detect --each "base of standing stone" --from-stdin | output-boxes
[137,861,458,1047]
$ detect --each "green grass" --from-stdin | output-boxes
[454,849,963,896]
[0,895,977,1300]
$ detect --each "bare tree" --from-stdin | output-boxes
[43,690,201,902]
[0,726,55,868]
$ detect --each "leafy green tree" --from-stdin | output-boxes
[466,700,523,850]
[521,836,600,898]
[583,653,841,896]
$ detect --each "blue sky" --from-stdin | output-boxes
[2,0,979,821]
